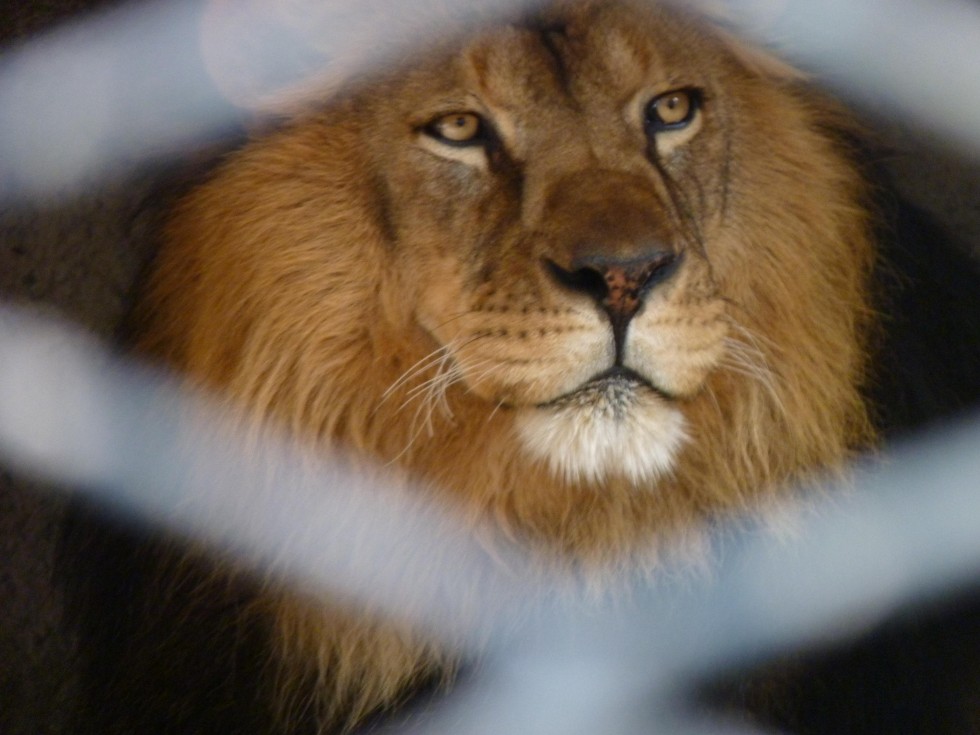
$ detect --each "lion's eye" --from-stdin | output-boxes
[424,112,485,146]
[644,89,702,133]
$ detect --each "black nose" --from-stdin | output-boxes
[546,249,680,326]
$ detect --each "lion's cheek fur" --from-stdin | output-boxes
[685,110,877,501]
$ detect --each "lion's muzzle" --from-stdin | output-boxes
[544,249,683,354]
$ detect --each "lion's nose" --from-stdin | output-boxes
[545,249,681,327]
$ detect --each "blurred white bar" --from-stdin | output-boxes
[3,307,980,735]
[392,417,980,735]
[3,0,980,200]
[690,0,980,155]
[0,0,227,198]
[0,306,538,646]
[0,0,538,199]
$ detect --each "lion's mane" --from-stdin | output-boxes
[133,1,878,728]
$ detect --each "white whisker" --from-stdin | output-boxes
[388,352,497,463]
[381,344,456,403]
[721,325,788,418]
[486,400,506,426]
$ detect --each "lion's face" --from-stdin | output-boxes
[360,3,749,484]
[144,0,875,558]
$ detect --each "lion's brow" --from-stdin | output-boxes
[522,18,576,99]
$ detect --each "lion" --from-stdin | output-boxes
[70,0,905,731]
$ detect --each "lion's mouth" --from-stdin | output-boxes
[517,365,688,484]
[541,367,673,414]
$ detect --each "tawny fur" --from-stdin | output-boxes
[135,1,877,729]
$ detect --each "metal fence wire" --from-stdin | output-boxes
[1,1,980,733]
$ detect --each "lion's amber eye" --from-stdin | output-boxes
[425,112,485,146]
[645,89,701,133]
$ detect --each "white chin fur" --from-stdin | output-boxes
[515,382,688,486]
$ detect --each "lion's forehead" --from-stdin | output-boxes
[446,4,698,120]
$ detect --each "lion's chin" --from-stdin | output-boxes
[514,375,688,486]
